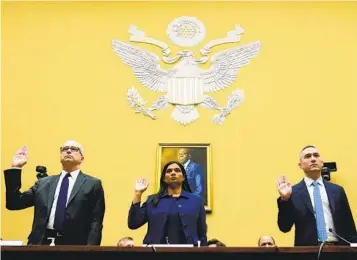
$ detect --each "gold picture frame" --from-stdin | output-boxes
[156,143,212,212]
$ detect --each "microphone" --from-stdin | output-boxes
[36,165,48,180]
[329,228,357,247]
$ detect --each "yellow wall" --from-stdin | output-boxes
[1,1,357,246]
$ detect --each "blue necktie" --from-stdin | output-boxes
[53,173,71,231]
[312,181,328,242]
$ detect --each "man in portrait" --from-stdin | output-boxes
[177,148,205,201]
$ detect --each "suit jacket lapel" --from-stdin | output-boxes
[47,174,61,216]
[297,180,315,215]
[324,180,336,214]
[67,171,86,206]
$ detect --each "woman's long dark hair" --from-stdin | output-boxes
[151,161,192,207]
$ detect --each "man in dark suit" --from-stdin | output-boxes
[177,148,204,199]
[276,145,356,246]
[4,140,105,245]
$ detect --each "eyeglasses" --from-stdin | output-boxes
[60,146,82,154]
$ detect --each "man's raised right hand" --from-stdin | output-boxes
[11,146,28,168]
[276,174,292,200]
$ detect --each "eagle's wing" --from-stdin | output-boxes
[112,40,168,92]
[202,41,261,92]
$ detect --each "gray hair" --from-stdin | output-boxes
[62,140,84,155]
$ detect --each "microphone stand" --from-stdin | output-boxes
[317,241,326,260]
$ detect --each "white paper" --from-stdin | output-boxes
[0,240,23,246]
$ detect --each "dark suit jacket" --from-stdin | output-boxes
[186,161,204,197]
[277,179,357,246]
[4,168,105,245]
[128,190,207,245]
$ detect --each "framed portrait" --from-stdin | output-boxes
[156,143,212,212]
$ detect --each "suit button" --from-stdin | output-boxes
[184,224,188,229]
[178,205,182,208]
[180,213,184,217]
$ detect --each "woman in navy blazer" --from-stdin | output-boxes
[128,161,207,246]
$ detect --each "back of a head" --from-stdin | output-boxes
[207,238,226,247]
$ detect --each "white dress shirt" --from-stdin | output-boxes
[304,176,338,242]
[47,169,80,230]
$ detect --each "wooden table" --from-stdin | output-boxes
[2,246,357,260]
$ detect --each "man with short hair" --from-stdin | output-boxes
[117,236,134,247]
[258,235,276,247]
[276,145,356,246]
[3,140,105,245]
